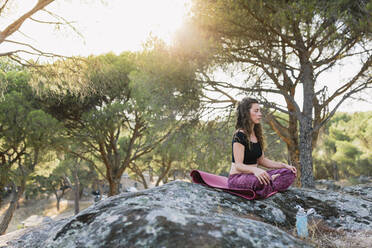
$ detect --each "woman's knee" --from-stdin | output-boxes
[273,173,295,191]
[280,168,295,175]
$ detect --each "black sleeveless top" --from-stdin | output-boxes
[232,131,262,165]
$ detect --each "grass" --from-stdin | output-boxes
[287,218,372,248]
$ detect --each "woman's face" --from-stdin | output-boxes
[249,103,262,124]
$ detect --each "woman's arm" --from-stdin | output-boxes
[258,152,286,169]
[233,143,271,185]
[258,152,297,175]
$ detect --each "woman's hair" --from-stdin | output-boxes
[235,97,265,150]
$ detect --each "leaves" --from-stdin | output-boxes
[314,111,372,179]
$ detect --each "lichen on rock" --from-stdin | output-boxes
[5,181,372,248]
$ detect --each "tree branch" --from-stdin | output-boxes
[0,0,10,16]
[29,17,68,25]
[321,55,372,108]
[314,81,372,132]
[0,0,54,44]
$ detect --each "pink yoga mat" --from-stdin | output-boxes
[190,170,257,200]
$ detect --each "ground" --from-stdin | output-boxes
[0,195,94,247]
[302,220,372,248]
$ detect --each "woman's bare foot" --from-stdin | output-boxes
[272,174,281,181]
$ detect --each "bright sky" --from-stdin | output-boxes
[1,0,371,112]
[2,0,190,57]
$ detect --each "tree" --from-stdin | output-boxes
[34,48,201,196]
[129,122,195,188]
[188,0,372,187]
[0,69,62,234]
[188,119,232,175]
[56,156,90,214]
[30,174,71,211]
[313,111,372,180]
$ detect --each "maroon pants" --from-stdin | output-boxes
[227,168,296,199]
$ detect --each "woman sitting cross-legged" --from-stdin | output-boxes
[228,97,297,199]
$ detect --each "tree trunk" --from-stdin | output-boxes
[139,174,148,189]
[55,192,61,211]
[287,134,300,167]
[299,60,315,188]
[299,117,315,188]
[130,163,147,189]
[155,162,172,186]
[55,187,69,212]
[79,186,84,199]
[0,183,24,235]
[332,163,339,181]
[287,142,301,186]
[73,165,80,215]
[108,178,120,196]
[287,109,301,186]
[148,166,153,182]
[265,106,300,185]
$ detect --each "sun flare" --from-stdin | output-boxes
[1,0,191,58]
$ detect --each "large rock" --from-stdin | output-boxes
[341,183,372,202]
[315,179,341,191]
[4,181,372,248]
[265,184,372,231]
[5,181,312,248]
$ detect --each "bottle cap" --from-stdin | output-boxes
[295,205,304,212]
[306,208,316,216]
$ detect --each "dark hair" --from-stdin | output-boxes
[235,97,265,150]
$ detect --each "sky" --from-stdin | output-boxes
[2,0,190,56]
[2,0,371,113]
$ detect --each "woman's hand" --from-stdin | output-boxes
[283,163,297,175]
[252,167,271,185]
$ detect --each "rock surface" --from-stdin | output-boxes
[315,179,341,190]
[268,184,372,231]
[4,181,372,248]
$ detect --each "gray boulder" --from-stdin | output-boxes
[271,185,372,231]
[315,179,341,191]
[6,181,313,248]
[5,181,372,248]
[341,183,372,201]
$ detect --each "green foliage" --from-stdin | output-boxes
[26,174,66,199]
[262,121,288,163]
[26,110,62,149]
[314,111,372,179]
[189,119,233,175]
[0,58,23,73]
[0,66,62,197]
[0,91,32,147]
[25,154,97,200]
[128,122,195,186]
[32,50,202,195]
[130,39,202,121]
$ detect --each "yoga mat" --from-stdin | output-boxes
[190,170,257,200]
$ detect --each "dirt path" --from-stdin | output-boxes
[0,197,94,246]
[0,197,94,233]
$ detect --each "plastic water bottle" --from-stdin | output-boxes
[295,205,308,238]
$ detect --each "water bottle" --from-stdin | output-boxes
[295,205,308,238]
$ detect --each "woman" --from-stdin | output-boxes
[228,97,296,199]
